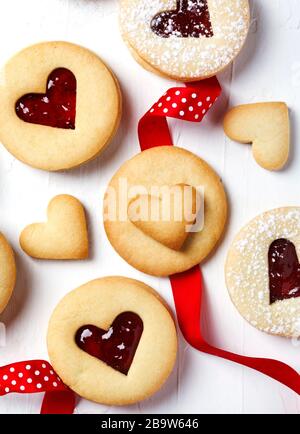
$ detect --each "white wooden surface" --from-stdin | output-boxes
[0,0,299,414]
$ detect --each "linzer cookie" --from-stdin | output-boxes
[104,146,227,276]
[120,0,250,81]
[0,42,121,171]
[226,208,300,338]
[47,277,177,405]
[0,233,16,315]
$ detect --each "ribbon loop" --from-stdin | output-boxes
[138,77,221,150]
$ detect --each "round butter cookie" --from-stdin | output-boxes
[0,233,16,314]
[0,42,121,171]
[104,146,227,276]
[47,277,177,405]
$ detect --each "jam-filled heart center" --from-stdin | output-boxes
[268,238,300,304]
[15,67,77,130]
[75,312,143,375]
[151,0,214,38]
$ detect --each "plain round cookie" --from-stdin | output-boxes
[0,41,121,171]
[104,146,227,276]
[47,277,177,405]
[226,207,300,338]
[0,233,16,314]
[120,0,250,81]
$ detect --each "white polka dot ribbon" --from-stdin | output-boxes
[0,360,75,413]
[0,360,65,395]
[138,76,222,150]
[149,85,218,121]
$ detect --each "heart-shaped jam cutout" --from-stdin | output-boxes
[15,68,76,130]
[151,0,214,38]
[268,238,300,304]
[75,312,143,375]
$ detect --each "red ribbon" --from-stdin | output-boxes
[138,77,221,150]
[171,267,300,395]
[0,360,76,413]
[138,77,300,395]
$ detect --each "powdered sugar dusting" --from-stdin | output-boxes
[226,208,300,338]
[120,0,250,79]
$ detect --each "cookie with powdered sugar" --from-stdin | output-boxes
[120,0,250,81]
[226,207,300,338]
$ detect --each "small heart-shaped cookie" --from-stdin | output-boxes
[20,195,89,260]
[128,184,200,251]
[223,102,290,171]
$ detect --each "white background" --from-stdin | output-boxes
[0,0,299,414]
